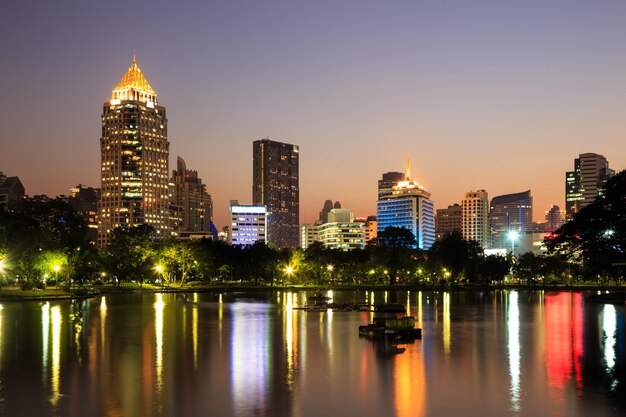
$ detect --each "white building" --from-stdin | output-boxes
[462,190,489,249]
[229,201,267,247]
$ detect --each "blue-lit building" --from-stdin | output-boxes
[229,201,267,247]
[376,173,435,250]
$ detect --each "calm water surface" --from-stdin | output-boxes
[0,290,624,417]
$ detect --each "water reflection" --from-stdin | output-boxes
[603,305,616,373]
[230,302,270,416]
[507,291,520,411]
[0,290,623,417]
[50,305,61,406]
[154,293,164,397]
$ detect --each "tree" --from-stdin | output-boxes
[101,225,156,286]
[369,227,417,286]
[477,255,510,284]
[545,169,626,284]
[428,232,483,286]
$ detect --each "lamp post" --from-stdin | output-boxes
[327,264,334,286]
[156,264,164,286]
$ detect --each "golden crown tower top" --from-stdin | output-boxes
[111,53,157,104]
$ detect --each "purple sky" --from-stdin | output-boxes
[1,0,625,228]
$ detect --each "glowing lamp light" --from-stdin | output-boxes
[508,231,520,241]
[285,267,294,275]
[53,265,61,273]
[156,265,163,273]
[326,265,334,272]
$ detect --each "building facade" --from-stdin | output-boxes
[252,138,299,248]
[0,173,25,209]
[229,201,267,247]
[377,171,435,250]
[98,55,170,246]
[461,190,489,249]
[315,209,365,250]
[565,153,614,218]
[435,203,462,240]
[489,190,533,254]
[378,172,405,200]
[68,184,100,244]
[171,157,213,236]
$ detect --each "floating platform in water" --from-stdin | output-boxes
[358,303,422,339]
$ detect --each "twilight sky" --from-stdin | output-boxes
[1,0,625,229]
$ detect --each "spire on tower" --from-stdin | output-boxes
[406,156,411,180]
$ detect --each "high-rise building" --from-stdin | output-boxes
[301,224,317,249]
[435,203,462,240]
[315,208,365,250]
[229,200,267,247]
[462,190,489,249]
[377,162,435,250]
[252,138,299,248]
[98,55,170,246]
[565,153,614,218]
[545,204,564,231]
[489,190,533,254]
[378,172,405,200]
[171,157,213,236]
[68,184,100,244]
[0,172,25,209]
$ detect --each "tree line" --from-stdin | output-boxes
[0,170,624,289]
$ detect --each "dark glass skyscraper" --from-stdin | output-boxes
[252,138,299,248]
[98,55,170,246]
[565,153,614,218]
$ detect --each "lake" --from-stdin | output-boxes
[0,290,623,417]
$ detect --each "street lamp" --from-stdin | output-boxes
[155,264,164,285]
[327,264,334,286]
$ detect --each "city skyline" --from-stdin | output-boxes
[2,1,626,229]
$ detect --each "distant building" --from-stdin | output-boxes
[171,157,213,235]
[252,138,299,248]
[301,224,317,249]
[435,203,462,240]
[363,215,377,243]
[68,185,100,244]
[462,190,489,249]
[489,190,533,254]
[318,200,341,224]
[98,55,170,246]
[229,200,267,247]
[377,161,435,250]
[565,153,614,218]
[315,209,365,250]
[545,204,564,231]
[0,173,25,209]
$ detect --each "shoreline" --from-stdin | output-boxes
[1,283,624,302]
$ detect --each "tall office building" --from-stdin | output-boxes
[435,203,462,240]
[171,157,213,235]
[378,172,405,200]
[68,184,100,244]
[545,204,564,231]
[565,153,614,218]
[489,190,533,253]
[377,162,435,250]
[252,138,299,248]
[98,55,170,246]
[462,190,489,249]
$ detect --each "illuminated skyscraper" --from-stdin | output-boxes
[435,203,462,240]
[489,190,532,253]
[252,138,299,248]
[98,55,170,246]
[171,157,213,236]
[229,200,267,247]
[565,153,614,218]
[376,160,435,250]
[462,190,489,249]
